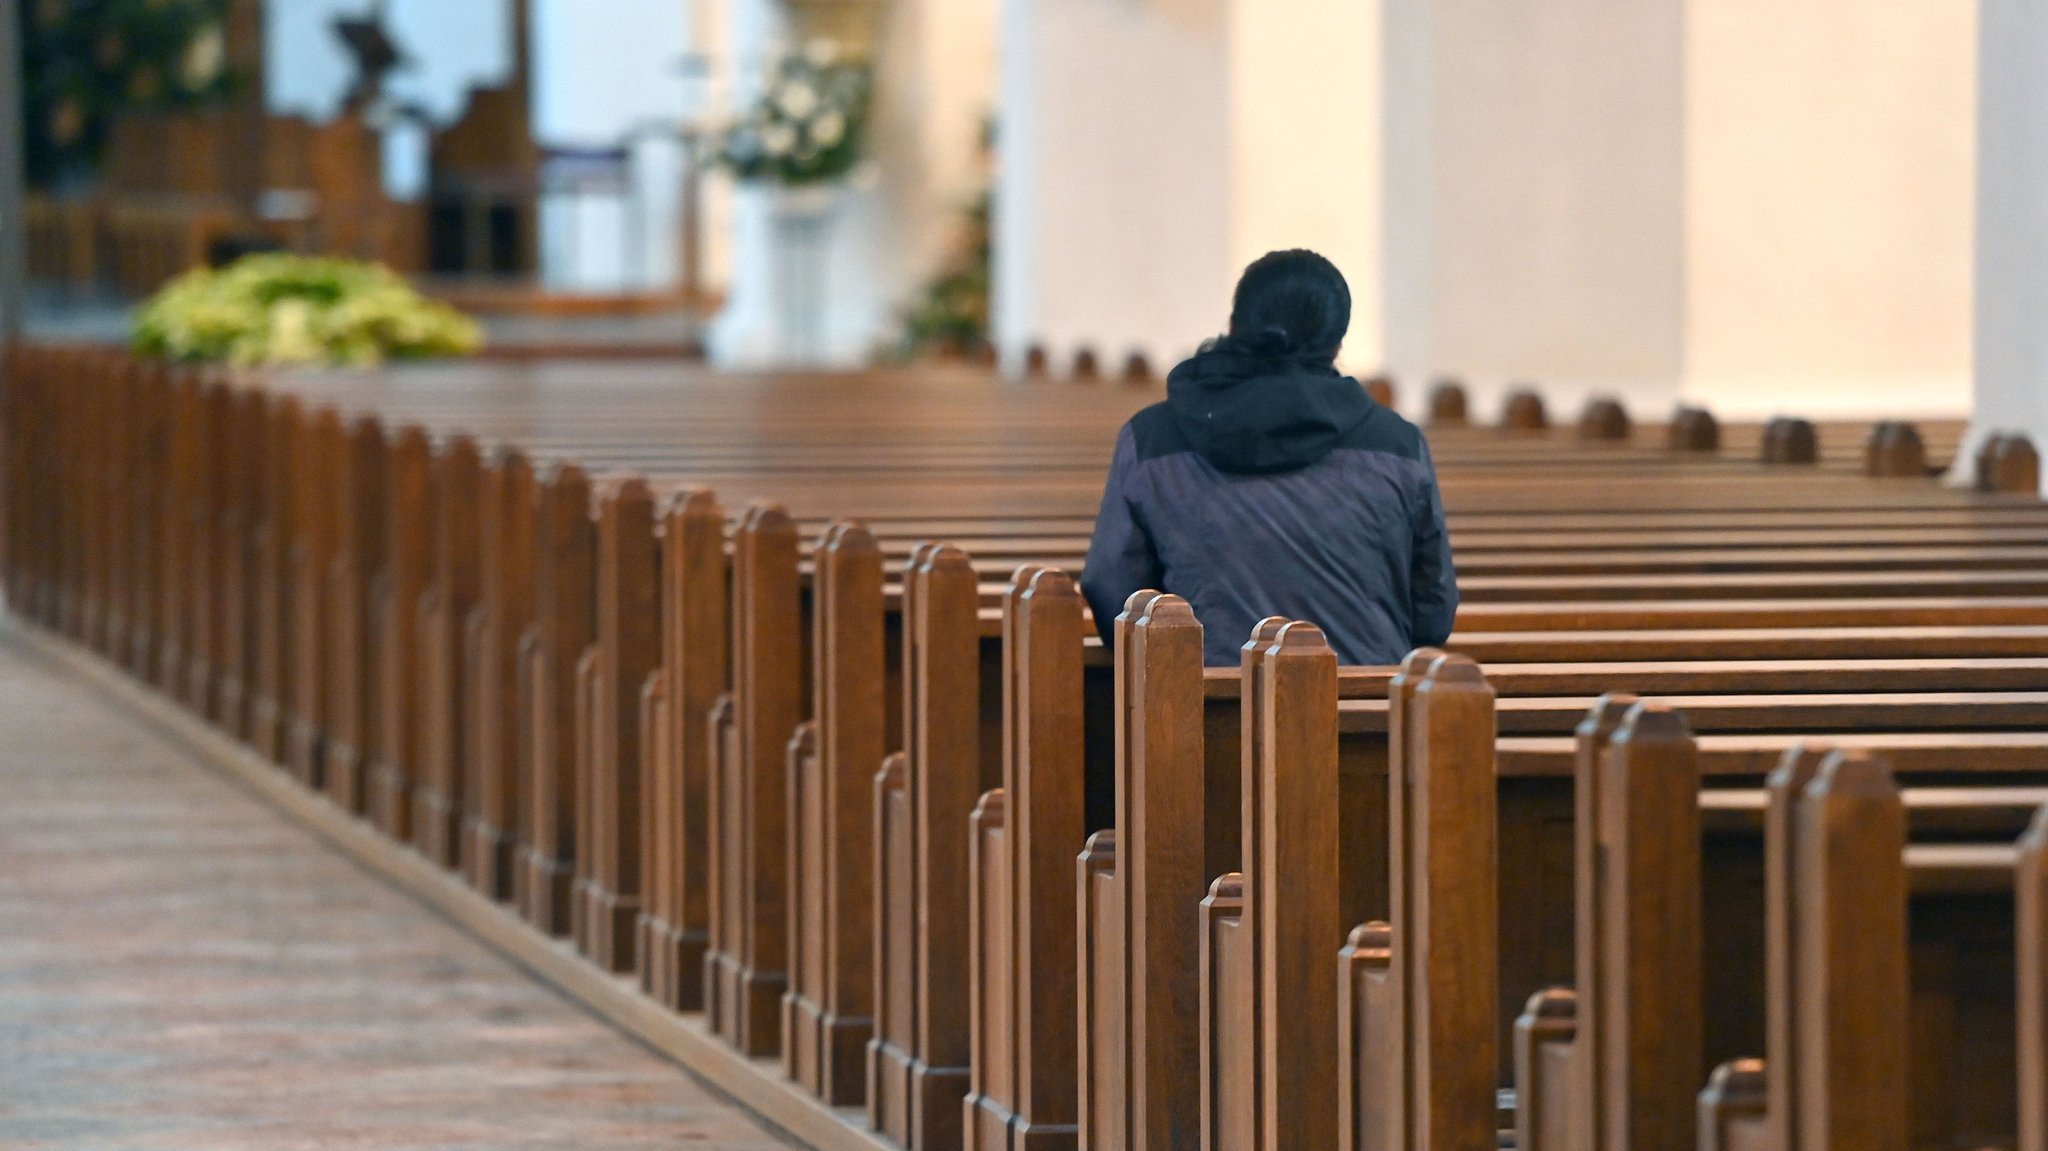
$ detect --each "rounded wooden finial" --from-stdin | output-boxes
[1862,421,1927,479]
[1071,347,1101,380]
[1761,417,1819,465]
[1501,387,1549,433]
[1362,375,1396,408]
[1667,406,1720,453]
[1023,343,1050,378]
[1978,432,2041,495]
[1577,397,1631,442]
[1121,351,1154,384]
[1428,379,1468,426]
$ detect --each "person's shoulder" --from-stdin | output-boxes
[1124,401,1196,463]
[1334,397,1432,463]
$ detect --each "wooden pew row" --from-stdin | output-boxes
[1064,606,2048,1138]
[1205,629,2046,1150]
[4,348,2048,1146]
[11,345,2041,759]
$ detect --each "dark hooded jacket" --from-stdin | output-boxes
[1081,338,1458,666]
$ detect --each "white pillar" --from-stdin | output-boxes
[1683,0,1975,421]
[995,0,1379,378]
[1382,0,1687,422]
[1384,0,1974,424]
[1228,0,1383,373]
[871,0,999,331]
[1971,0,2048,489]
[996,0,1236,374]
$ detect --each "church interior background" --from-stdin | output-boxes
[12,0,2048,486]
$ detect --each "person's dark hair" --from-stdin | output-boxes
[1227,249,1351,362]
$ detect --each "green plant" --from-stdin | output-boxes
[898,116,995,360]
[133,254,484,367]
[899,191,991,358]
[713,40,872,187]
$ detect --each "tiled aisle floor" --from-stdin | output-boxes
[0,624,786,1151]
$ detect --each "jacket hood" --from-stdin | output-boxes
[1164,338,1376,474]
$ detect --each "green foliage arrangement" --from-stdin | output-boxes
[898,117,995,360]
[713,40,872,187]
[899,191,992,359]
[133,255,484,367]
[21,0,236,186]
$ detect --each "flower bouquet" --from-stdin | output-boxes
[133,254,483,367]
[713,41,872,187]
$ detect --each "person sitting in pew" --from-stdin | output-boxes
[1081,249,1458,665]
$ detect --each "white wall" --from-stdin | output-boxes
[870,0,1000,337]
[1684,0,1975,420]
[997,0,1235,373]
[1228,0,1382,372]
[1971,0,2048,489]
[997,0,1386,376]
[1382,0,1974,424]
[1383,0,1686,422]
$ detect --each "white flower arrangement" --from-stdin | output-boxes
[714,39,871,186]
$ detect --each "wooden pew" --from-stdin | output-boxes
[415,434,484,865]
[784,521,891,1101]
[637,489,725,1007]
[705,503,803,1041]
[514,464,597,935]
[1687,748,1912,1150]
[964,566,1086,1148]
[870,544,1001,1149]
[578,478,661,971]
[2022,807,2048,1151]
[324,416,387,812]
[461,447,536,896]
[18,343,2048,1151]
[1080,591,1212,1151]
[367,427,433,841]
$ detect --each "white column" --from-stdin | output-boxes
[996,0,1236,373]
[1683,0,1975,421]
[1383,0,1974,425]
[1227,0,1383,372]
[1971,0,2048,488]
[1382,0,1687,422]
[996,0,1383,378]
[870,0,999,330]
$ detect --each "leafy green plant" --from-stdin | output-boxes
[713,40,872,187]
[899,191,991,359]
[898,116,995,360]
[133,254,483,367]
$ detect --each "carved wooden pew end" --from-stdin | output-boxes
[1502,387,1550,433]
[1697,1059,1768,1151]
[1978,431,2042,496]
[1578,397,1631,442]
[1863,421,1928,479]
[1428,378,1469,426]
[1761,417,1820,465]
[1669,405,1722,453]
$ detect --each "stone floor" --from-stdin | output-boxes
[0,624,787,1151]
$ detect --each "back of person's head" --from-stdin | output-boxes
[1228,250,1351,362]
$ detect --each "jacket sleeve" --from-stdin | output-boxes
[1407,439,1459,648]
[1080,426,1163,646]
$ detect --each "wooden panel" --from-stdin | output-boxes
[1794,751,1909,1151]
[706,503,801,1050]
[785,521,884,1100]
